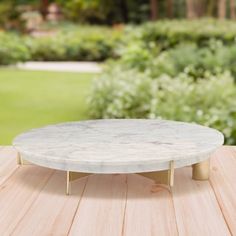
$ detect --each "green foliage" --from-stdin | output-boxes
[151,41,236,80]
[89,69,236,144]
[3,19,236,64]
[57,0,150,24]
[0,1,13,26]
[0,26,122,64]
[57,0,111,23]
[0,32,30,64]
[115,42,155,71]
[130,19,236,49]
[114,39,236,81]
[148,72,236,145]
[28,26,122,61]
[89,68,153,118]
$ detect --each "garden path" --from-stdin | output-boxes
[16,61,102,73]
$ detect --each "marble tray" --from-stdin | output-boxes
[13,119,224,174]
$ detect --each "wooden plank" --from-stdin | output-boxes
[0,146,19,185]
[172,166,230,236]
[0,165,53,235]
[69,174,127,236]
[210,146,236,235]
[123,174,178,236]
[11,170,88,236]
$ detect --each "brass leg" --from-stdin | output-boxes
[66,171,91,195]
[169,160,174,187]
[66,171,70,195]
[138,160,175,186]
[192,159,210,180]
[16,152,23,165]
[17,152,32,165]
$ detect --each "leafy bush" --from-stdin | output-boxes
[29,26,122,61]
[89,68,153,118]
[114,41,156,71]
[145,42,225,79]
[113,40,236,82]
[150,41,236,80]
[56,0,150,24]
[0,32,30,65]
[89,69,236,144]
[130,19,236,50]
[2,19,236,64]
[0,26,122,64]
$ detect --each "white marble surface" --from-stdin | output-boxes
[13,119,224,173]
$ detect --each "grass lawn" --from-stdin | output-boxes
[0,69,95,145]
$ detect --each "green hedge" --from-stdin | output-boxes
[129,19,236,50]
[0,26,122,64]
[115,41,236,81]
[28,26,122,61]
[2,19,236,64]
[0,32,30,65]
[89,69,236,144]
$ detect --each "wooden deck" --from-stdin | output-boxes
[0,146,235,236]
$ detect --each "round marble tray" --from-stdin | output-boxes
[13,119,224,173]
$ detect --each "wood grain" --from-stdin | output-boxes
[210,146,236,235]
[123,174,178,236]
[0,166,53,235]
[0,146,19,185]
[69,174,127,236]
[11,170,87,236]
[172,166,230,236]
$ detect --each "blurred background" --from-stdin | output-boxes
[1,0,236,145]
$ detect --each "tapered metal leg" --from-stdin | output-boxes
[66,171,70,195]
[16,152,31,165]
[169,160,174,187]
[66,171,91,195]
[192,159,210,180]
[138,160,175,186]
[16,152,23,165]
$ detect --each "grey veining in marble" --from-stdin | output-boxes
[13,119,224,173]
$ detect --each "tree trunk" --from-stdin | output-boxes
[150,0,158,20]
[186,0,197,19]
[120,0,129,23]
[186,0,207,18]
[230,0,236,19]
[41,0,49,19]
[207,0,215,17]
[218,0,226,19]
[196,0,206,17]
[167,0,173,18]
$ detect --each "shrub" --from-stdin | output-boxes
[114,41,156,71]
[3,19,236,64]
[57,0,150,24]
[130,19,236,50]
[113,40,236,81]
[0,32,30,65]
[29,26,122,61]
[0,25,123,65]
[26,36,68,61]
[88,68,153,118]
[150,41,236,80]
[146,42,224,79]
[88,69,236,144]
[149,72,236,144]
